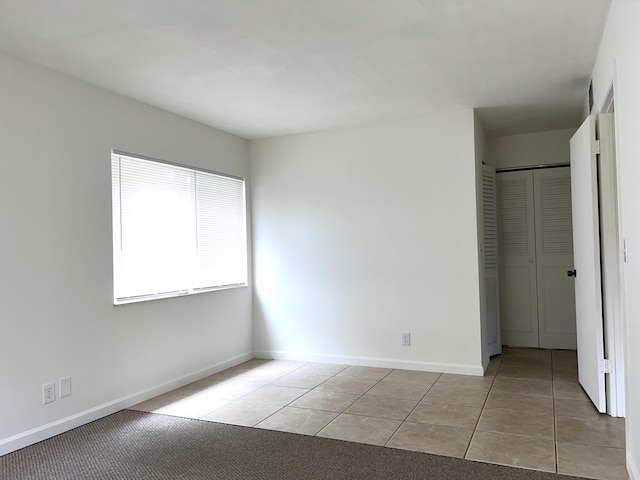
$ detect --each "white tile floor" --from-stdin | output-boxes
[129,347,628,480]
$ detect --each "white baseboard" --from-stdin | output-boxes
[629,452,639,480]
[0,351,253,457]
[254,350,485,376]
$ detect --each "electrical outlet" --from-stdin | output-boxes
[59,376,71,398]
[401,332,411,346]
[42,382,55,404]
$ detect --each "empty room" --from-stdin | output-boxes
[1,1,639,479]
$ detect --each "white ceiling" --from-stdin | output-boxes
[0,0,611,139]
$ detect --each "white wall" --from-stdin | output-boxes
[486,129,575,169]
[590,1,640,477]
[0,52,252,454]
[250,110,484,375]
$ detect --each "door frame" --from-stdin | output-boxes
[598,85,626,417]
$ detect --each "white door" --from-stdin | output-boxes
[497,171,538,347]
[483,165,502,356]
[534,168,577,349]
[569,115,606,412]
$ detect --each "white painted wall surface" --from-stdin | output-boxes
[486,129,575,169]
[590,1,640,477]
[250,110,484,375]
[0,52,252,454]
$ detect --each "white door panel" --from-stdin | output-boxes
[534,167,577,349]
[483,165,502,356]
[497,171,538,347]
[570,114,606,413]
[537,264,577,347]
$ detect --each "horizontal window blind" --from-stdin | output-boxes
[112,152,247,304]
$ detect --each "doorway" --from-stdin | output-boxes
[496,166,576,350]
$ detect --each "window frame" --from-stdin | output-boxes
[111,150,249,305]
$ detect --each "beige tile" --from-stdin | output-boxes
[255,359,307,372]
[130,391,230,419]
[484,365,499,377]
[201,401,282,427]
[315,375,379,395]
[484,391,553,415]
[176,376,223,395]
[501,357,550,369]
[491,377,552,396]
[556,416,626,449]
[129,391,189,412]
[484,356,502,376]
[339,366,392,380]
[235,359,272,370]
[177,398,231,418]
[185,380,264,400]
[366,378,431,400]
[289,389,360,412]
[553,381,589,400]
[207,360,266,380]
[477,409,554,438]
[466,431,556,473]
[270,372,331,389]
[317,413,401,446]
[387,422,473,458]
[238,385,308,405]
[255,406,337,435]
[206,367,252,382]
[219,359,300,381]
[385,370,441,384]
[407,402,482,429]
[552,354,578,375]
[423,383,488,407]
[294,363,348,376]
[436,374,494,392]
[552,349,578,362]
[557,442,629,480]
[552,369,578,383]
[554,398,602,420]
[552,356,578,368]
[345,395,418,420]
[497,365,552,382]
[142,393,230,419]
[240,360,306,379]
[228,369,289,384]
[500,356,552,369]
[504,348,552,361]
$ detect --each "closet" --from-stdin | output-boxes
[497,166,576,349]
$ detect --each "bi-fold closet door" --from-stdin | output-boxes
[497,167,576,349]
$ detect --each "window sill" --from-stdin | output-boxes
[113,283,249,305]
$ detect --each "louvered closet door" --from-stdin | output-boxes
[497,171,539,347]
[534,167,576,349]
[483,165,501,356]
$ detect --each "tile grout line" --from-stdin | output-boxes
[382,371,443,449]
[311,366,396,438]
[270,362,355,432]
[463,352,502,459]
[143,352,608,475]
[211,360,318,427]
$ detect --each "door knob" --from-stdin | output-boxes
[567,270,577,277]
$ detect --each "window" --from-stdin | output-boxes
[111,151,247,304]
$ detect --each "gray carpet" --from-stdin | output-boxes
[0,410,587,480]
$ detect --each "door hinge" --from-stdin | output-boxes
[595,139,601,154]
[599,358,615,374]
